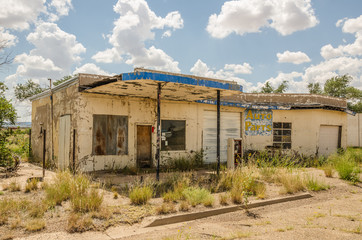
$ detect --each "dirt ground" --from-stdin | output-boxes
[1,163,361,240]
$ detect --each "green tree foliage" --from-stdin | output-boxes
[307,83,322,94]
[0,82,17,167]
[53,75,73,86]
[260,81,288,93]
[323,75,362,113]
[14,79,45,101]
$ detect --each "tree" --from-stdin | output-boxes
[324,74,362,113]
[307,83,322,94]
[260,81,288,93]
[53,75,73,86]
[0,82,16,128]
[0,40,13,68]
[14,79,46,101]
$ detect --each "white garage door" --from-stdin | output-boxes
[319,125,339,156]
[203,111,241,163]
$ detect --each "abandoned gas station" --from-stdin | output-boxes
[29,68,351,172]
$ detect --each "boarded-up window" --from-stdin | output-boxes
[161,120,186,151]
[92,115,128,155]
[273,122,292,149]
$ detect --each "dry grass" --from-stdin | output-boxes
[25,219,46,232]
[182,187,213,207]
[67,213,93,233]
[323,165,334,178]
[275,171,306,194]
[156,203,177,215]
[129,186,153,205]
[219,193,229,206]
[44,171,73,206]
[3,180,21,192]
[179,201,190,212]
[24,178,39,193]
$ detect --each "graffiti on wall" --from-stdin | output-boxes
[244,109,273,136]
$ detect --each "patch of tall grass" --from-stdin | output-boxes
[182,187,213,207]
[129,186,153,205]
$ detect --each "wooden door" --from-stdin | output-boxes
[137,125,152,168]
[59,115,71,170]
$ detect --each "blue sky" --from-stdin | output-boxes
[1,0,361,121]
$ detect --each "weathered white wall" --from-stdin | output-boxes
[347,113,362,147]
[244,109,347,156]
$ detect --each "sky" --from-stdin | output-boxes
[0,0,362,122]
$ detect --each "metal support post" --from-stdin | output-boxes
[217,90,221,176]
[156,83,161,181]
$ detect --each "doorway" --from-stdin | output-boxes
[59,115,71,170]
[137,125,152,168]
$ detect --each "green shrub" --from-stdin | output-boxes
[306,176,329,191]
[335,158,360,183]
[44,171,73,206]
[129,186,153,205]
[182,187,212,207]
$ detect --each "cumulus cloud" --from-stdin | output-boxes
[277,50,311,64]
[92,48,122,63]
[48,0,73,22]
[190,59,253,90]
[0,27,18,47]
[206,0,318,38]
[321,15,362,60]
[0,0,46,30]
[73,63,112,76]
[93,0,183,72]
[26,22,86,70]
[14,53,62,78]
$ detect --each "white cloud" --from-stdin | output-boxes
[0,27,18,47]
[0,0,46,30]
[48,0,73,22]
[190,59,253,90]
[73,63,112,76]
[14,53,62,78]
[277,50,311,64]
[224,63,253,74]
[92,48,122,63]
[162,30,172,38]
[26,22,86,70]
[321,15,362,60]
[206,0,318,38]
[93,0,183,72]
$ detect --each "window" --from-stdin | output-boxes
[92,115,128,155]
[161,120,186,151]
[273,122,291,149]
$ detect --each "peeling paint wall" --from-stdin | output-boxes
[347,113,362,147]
[244,109,347,155]
[31,83,79,168]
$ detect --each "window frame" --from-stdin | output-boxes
[272,122,292,150]
[161,119,186,151]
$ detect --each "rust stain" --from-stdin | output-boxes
[95,128,105,155]
[117,128,125,155]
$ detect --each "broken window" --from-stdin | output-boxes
[161,120,186,151]
[273,122,292,149]
[92,115,128,155]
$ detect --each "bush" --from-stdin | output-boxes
[129,186,153,205]
[306,176,329,191]
[335,158,360,183]
[25,219,45,232]
[179,201,190,212]
[44,171,73,206]
[275,171,305,194]
[67,213,93,233]
[182,187,212,207]
[219,193,229,206]
[323,165,334,178]
[25,178,39,193]
[156,203,176,215]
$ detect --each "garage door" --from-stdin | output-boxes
[319,125,340,156]
[203,111,241,163]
